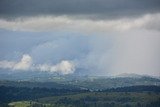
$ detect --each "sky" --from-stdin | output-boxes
[0,0,160,76]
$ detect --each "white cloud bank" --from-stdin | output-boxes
[36,61,75,74]
[0,13,160,32]
[13,54,32,70]
[0,54,75,75]
[0,54,32,70]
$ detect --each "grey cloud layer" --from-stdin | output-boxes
[0,0,160,19]
[0,13,160,32]
[0,0,159,32]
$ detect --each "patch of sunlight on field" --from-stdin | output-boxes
[8,101,53,107]
[8,101,31,107]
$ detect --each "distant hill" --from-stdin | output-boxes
[0,76,160,90]
[0,70,160,90]
[116,73,143,78]
[116,73,159,79]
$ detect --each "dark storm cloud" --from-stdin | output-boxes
[0,0,160,19]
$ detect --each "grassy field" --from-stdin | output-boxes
[8,101,53,107]
[8,101,31,107]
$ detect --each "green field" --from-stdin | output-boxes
[8,101,32,107]
[8,101,53,107]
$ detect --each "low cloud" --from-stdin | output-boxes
[0,54,75,75]
[0,54,32,70]
[13,54,32,70]
[36,60,75,75]
[0,60,16,69]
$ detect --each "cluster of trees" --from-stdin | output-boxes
[0,86,87,104]
[50,94,160,107]
[54,97,160,107]
[146,98,160,107]
[103,85,160,92]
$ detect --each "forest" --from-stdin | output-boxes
[0,85,159,107]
